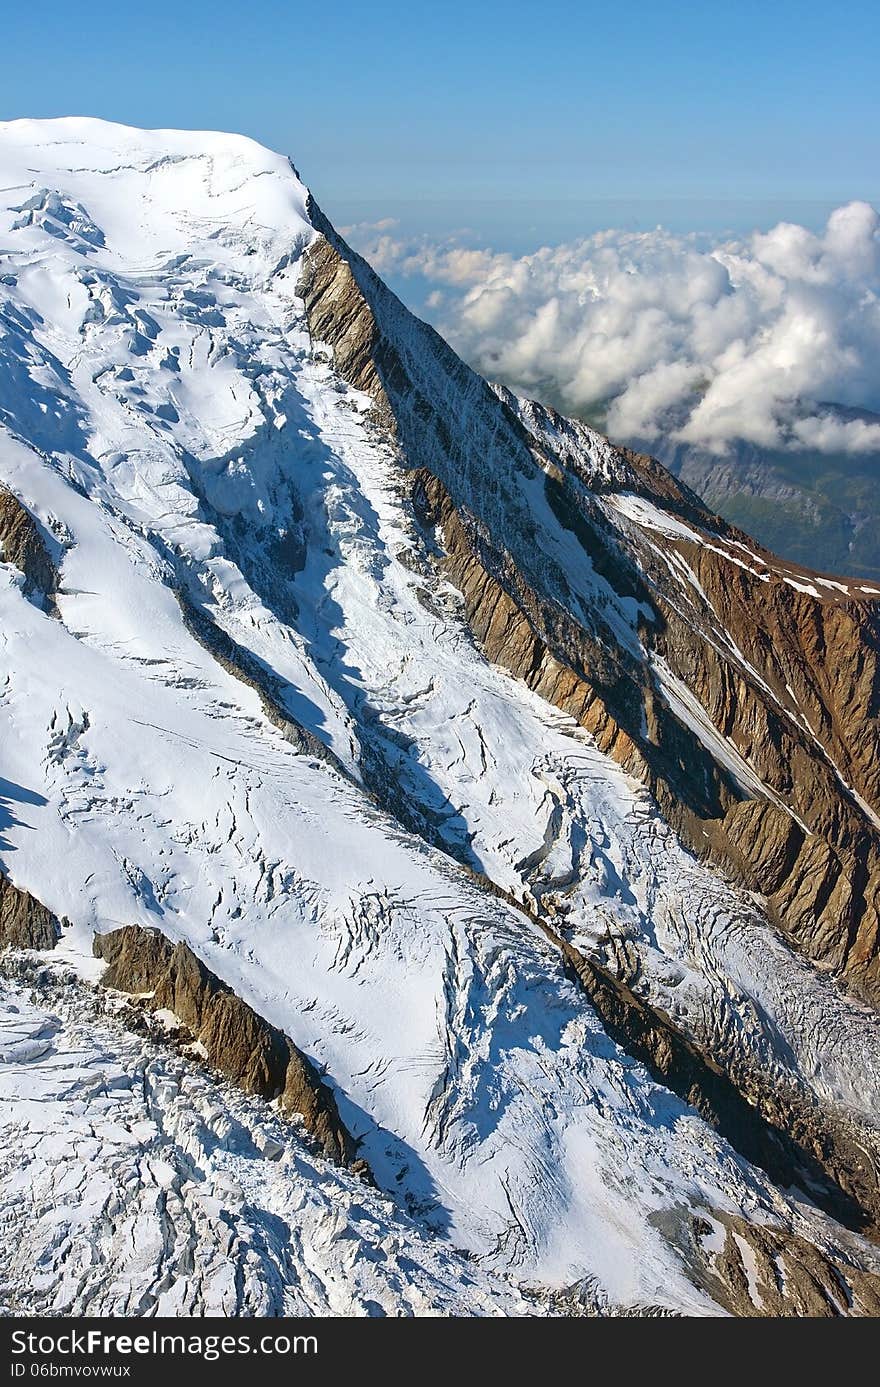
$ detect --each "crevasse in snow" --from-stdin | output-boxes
[1,119,879,1316]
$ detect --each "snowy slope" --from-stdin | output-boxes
[1,118,879,1317]
[0,962,537,1317]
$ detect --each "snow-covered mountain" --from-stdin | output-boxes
[2,118,880,1318]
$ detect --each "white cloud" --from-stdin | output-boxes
[346,204,880,454]
[792,413,880,453]
[339,216,400,236]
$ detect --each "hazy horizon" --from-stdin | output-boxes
[4,0,877,224]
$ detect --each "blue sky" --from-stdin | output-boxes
[3,0,878,242]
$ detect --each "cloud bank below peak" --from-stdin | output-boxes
[344,202,880,456]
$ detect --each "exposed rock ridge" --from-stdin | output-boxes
[93,925,362,1170]
[298,222,748,826]
[694,1213,880,1317]
[302,201,713,524]
[494,385,720,524]
[530,412,880,998]
[176,589,356,781]
[0,871,59,950]
[437,451,880,1002]
[0,486,56,606]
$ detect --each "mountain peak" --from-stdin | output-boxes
[2,118,880,1317]
[0,115,313,273]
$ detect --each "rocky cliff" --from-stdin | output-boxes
[300,209,880,1008]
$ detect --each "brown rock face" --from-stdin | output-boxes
[693,1213,880,1317]
[93,925,361,1169]
[0,487,56,604]
[298,212,880,1009]
[628,505,880,998]
[0,872,59,951]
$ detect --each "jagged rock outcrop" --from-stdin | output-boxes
[414,459,880,1000]
[627,503,880,995]
[93,926,362,1170]
[694,1213,880,1317]
[0,872,59,950]
[0,487,55,604]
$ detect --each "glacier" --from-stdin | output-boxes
[1,117,879,1317]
